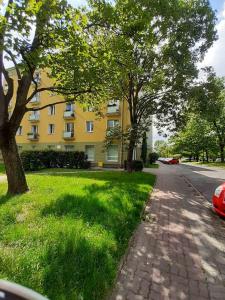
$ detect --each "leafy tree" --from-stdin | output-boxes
[154,140,172,158]
[189,69,225,162]
[140,132,147,164]
[0,0,106,194]
[90,0,216,171]
[171,114,218,161]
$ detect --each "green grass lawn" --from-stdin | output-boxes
[0,171,155,300]
[185,161,225,169]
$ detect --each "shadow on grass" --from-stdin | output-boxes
[43,232,116,300]
[40,173,155,299]
[41,181,147,241]
[0,194,15,206]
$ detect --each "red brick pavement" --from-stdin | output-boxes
[110,164,225,300]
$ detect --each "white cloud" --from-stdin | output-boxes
[202,1,225,76]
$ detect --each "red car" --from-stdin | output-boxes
[212,183,225,217]
[165,158,179,164]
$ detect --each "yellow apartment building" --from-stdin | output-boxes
[6,67,153,167]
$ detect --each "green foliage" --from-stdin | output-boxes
[154,140,172,157]
[0,163,5,174]
[20,151,91,171]
[90,0,217,135]
[0,171,155,299]
[189,69,225,161]
[170,113,218,161]
[148,152,159,164]
[131,160,144,172]
[124,160,143,171]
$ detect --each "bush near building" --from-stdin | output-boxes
[20,151,91,171]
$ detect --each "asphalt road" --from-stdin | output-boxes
[177,163,225,202]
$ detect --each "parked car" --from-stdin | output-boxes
[166,158,179,164]
[158,157,179,164]
[212,183,225,217]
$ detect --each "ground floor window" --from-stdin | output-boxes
[65,145,75,151]
[107,145,119,162]
[85,145,95,161]
[48,124,55,135]
[31,125,38,134]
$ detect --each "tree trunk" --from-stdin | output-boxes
[202,150,205,162]
[196,153,199,162]
[220,144,224,163]
[206,149,209,162]
[1,136,28,194]
[126,138,135,172]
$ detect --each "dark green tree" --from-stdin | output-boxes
[90,0,216,171]
[189,69,225,162]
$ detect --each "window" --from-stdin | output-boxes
[107,120,119,129]
[17,126,23,136]
[31,125,38,134]
[48,105,56,115]
[47,145,55,150]
[85,145,95,161]
[65,145,75,151]
[107,145,119,162]
[86,121,94,133]
[48,124,55,135]
[107,100,120,113]
[65,102,74,112]
[65,122,74,132]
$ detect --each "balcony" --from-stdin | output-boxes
[107,106,120,116]
[27,133,39,141]
[63,131,75,140]
[64,111,75,119]
[29,114,40,122]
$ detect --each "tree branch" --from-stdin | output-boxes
[26,87,93,104]
[4,49,22,80]
[26,98,77,112]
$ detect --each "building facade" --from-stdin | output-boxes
[5,67,153,166]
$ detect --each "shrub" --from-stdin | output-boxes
[132,160,143,171]
[20,151,43,171]
[20,150,91,171]
[148,152,159,164]
[124,160,143,172]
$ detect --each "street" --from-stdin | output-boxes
[178,163,225,202]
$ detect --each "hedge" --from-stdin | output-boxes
[124,160,144,172]
[20,150,91,171]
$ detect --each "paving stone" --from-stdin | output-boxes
[109,165,225,300]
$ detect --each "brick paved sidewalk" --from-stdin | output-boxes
[110,165,225,300]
